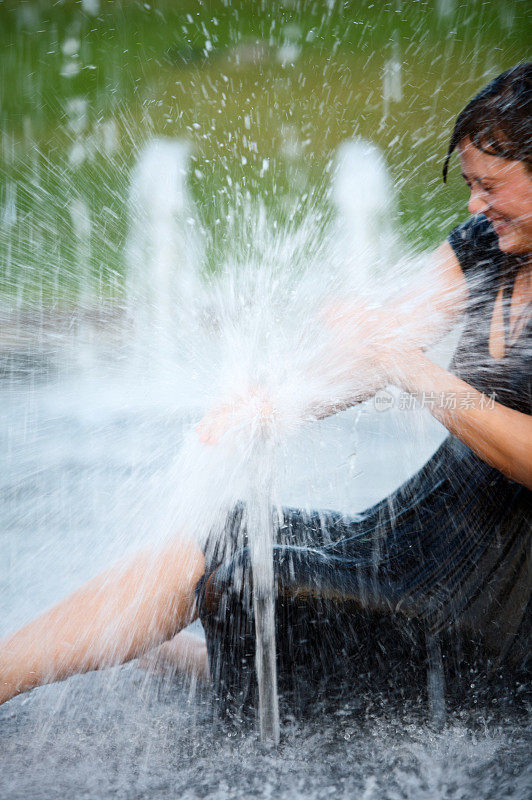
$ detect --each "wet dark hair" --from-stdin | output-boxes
[443,62,532,182]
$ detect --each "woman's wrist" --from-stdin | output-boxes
[389,349,460,399]
[390,350,483,423]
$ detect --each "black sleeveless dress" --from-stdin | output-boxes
[198,215,531,703]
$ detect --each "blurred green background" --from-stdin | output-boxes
[0,0,530,303]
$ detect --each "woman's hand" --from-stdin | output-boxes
[317,298,421,400]
[195,296,431,443]
[196,389,276,446]
[321,299,393,375]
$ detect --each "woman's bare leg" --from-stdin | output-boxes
[139,629,209,682]
[0,537,205,705]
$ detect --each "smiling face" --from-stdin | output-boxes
[458,138,532,256]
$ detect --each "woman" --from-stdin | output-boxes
[1,64,531,707]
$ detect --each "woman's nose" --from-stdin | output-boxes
[468,186,489,216]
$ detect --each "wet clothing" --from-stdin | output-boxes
[197,215,531,705]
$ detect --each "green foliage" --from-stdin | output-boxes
[0,0,530,301]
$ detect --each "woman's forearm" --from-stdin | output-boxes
[398,352,532,490]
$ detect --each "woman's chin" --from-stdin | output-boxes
[495,230,525,255]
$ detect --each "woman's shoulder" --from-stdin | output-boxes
[447,215,502,278]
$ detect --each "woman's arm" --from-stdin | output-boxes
[334,241,469,351]
[397,350,532,490]
[307,241,469,417]
[315,242,532,487]
[381,240,469,343]
[197,243,470,440]
[378,243,531,488]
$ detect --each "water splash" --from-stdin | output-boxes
[333,139,397,285]
[127,154,458,744]
[382,38,403,120]
[126,138,202,371]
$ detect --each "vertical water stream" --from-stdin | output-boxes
[247,467,280,745]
